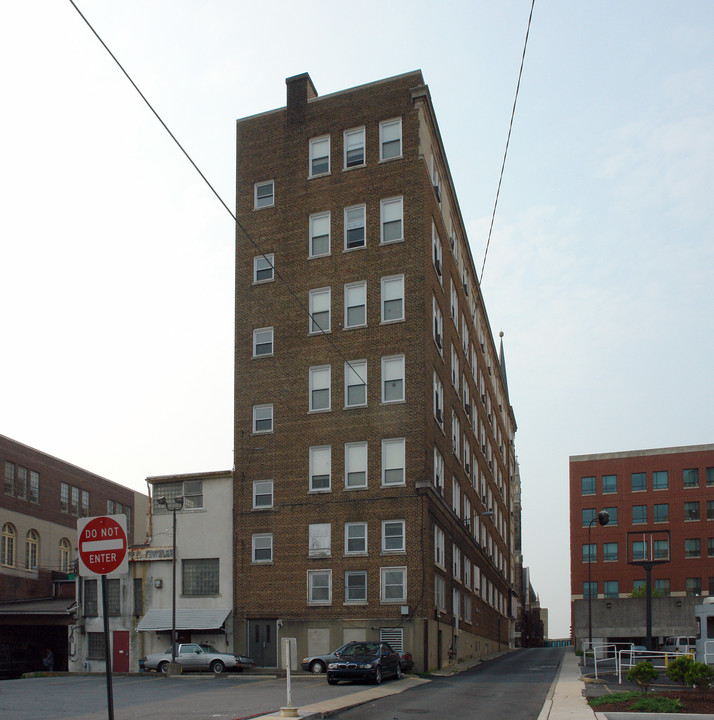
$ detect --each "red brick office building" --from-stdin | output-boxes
[233,72,519,671]
[570,444,714,648]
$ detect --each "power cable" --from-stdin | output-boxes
[480,0,536,283]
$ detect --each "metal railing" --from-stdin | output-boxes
[617,648,691,684]
[581,641,627,679]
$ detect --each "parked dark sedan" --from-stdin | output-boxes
[326,641,401,685]
[301,642,353,673]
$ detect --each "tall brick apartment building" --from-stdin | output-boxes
[234,71,518,672]
[570,444,714,649]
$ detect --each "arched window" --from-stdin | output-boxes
[59,538,71,573]
[26,529,39,570]
[1,523,16,568]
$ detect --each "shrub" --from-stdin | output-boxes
[631,696,682,713]
[685,661,714,691]
[665,655,694,687]
[626,660,658,695]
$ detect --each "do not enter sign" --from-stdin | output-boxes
[77,515,129,577]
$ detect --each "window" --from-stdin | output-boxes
[253,404,273,433]
[254,254,274,283]
[71,487,80,516]
[433,371,444,425]
[252,534,273,563]
[708,468,714,487]
[309,365,331,412]
[452,544,461,580]
[345,571,367,603]
[631,472,646,492]
[345,522,367,555]
[307,569,331,605]
[381,275,404,322]
[451,345,460,390]
[345,360,367,407]
[81,490,89,517]
[345,442,367,488]
[380,197,403,243]
[183,558,219,595]
[4,462,14,494]
[29,471,39,503]
[708,501,714,520]
[253,327,274,357]
[382,438,405,486]
[632,505,647,524]
[450,281,459,319]
[687,577,702,596]
[183,481,203,510]
[685,538,701,558]
[632,540,648,561]
[653,470,668,490]
[344,205,366,249]
[87,633,105,660]
[379,118,402,161]
[252,480,273,509]
[433,447,444,493]
[654,539,670,560]
[308,212,331,258]
[254,180,274,209]
[582,543,596,563]
[434,525,445,567]
[432,223,443,279]
[451,476,460,517]
[655,578,671,596]
[382,520,405,553]
[684,468,700,488]
[709,538,714,558]
[344,282,366,328]
[309,136,330,176]
[654,503,669,523]
[308,524,331,557]
[84,578,98,616]
[25,530,39,570]
[309,287,331,334]
[603,581,619,599]
[685,501,700,521]
[344,127,365,168]
[433,297,444,351]
[59,538,71,573]
[583,582,597,599]
[603,542,618,561]
[381,355,405,403]
[309,446,331,491]
[451,413,460,457]
[1,523,16,568]
[581,476,596,495]
[435,575,446,611]
[381,566,406,602]
[604,507,618,526]
[106,578,121,616]
[602,475,617,493]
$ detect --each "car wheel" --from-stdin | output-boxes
[395,663,402,680]
[373,666,382,685]
[327,676,338,685]
[210,660,225,675]
[158,661,169,674]
[310,660,326,674]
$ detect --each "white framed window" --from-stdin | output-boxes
[252,533,273,563]
[381,275,404,323]
[433,296,443,351]
[344,281,367,328]
[464,559,471,588]
[450,279,459,319]
[452,476,460,517]
[382,438,405,486]
[345,522,367,555]
[432,222,443,279]
[380,566,406,602]
[309,365,331,412]
[379,118,402,161]
[380,197,403,243]
[253,327,273,357]
[309,287,331,334]
[382,520,405,553]
[434,525,445,568]
[344,127,365,169]
[462,315,469,356]
[433,447,444,493]
[253,404,273,434]
[345,360,367,408]
[463,380,471,420]
[253,254,274,283]
[433,371,444,425]
[381,355,405,404]
[451,345,460,391]
[431,155,441,204]
[452,412,461,457]
[309,212,331,257]
[345,442,367,489]
[344,205,366,250]
[345,570,367,603]
[452,543,462,581]
[252,480,273,509]
[307,569,332,605]
[309,136,330,177]
[435,575,446,611]
[463,437,471,475]
[309,445,331,492]
[308,523,331,557]
[254,180,274,209]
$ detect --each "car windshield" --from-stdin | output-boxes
[340,642,379,657]
[198,644,220,653]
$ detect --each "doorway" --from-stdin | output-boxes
[247,619,277,667]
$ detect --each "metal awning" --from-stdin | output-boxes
[136,607,231,632]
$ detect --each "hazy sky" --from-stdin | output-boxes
[2,1,712,638]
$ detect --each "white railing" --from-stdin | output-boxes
[582,641,626,679]
[617,648,691,684]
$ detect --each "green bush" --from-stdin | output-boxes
[685,661,714,691]
[626,660,659,695]
[665,655,694,687]
[631,696,682,713]
[588,691,639,707]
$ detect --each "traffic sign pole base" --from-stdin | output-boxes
[279,707,299,718]
[166,663,182,677]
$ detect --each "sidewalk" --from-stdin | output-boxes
[537,649,596,720]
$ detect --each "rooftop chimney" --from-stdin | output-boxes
[286,73,317,126]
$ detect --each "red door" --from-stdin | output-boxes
[112,631,130,672]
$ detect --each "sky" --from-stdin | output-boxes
[1,1,712,638]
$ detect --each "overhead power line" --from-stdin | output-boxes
[480,0,536,283]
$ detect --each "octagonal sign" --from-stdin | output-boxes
[77,514,129,577]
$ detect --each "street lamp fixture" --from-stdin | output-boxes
[463,509,493,531]
[588,510,609,650]
[156,495,184,665]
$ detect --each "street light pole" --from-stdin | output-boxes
[587,510,610,650]
[157,496,184,664]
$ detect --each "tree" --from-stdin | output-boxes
[627,661,658,696]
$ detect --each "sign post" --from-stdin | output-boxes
[78,515,129,720]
